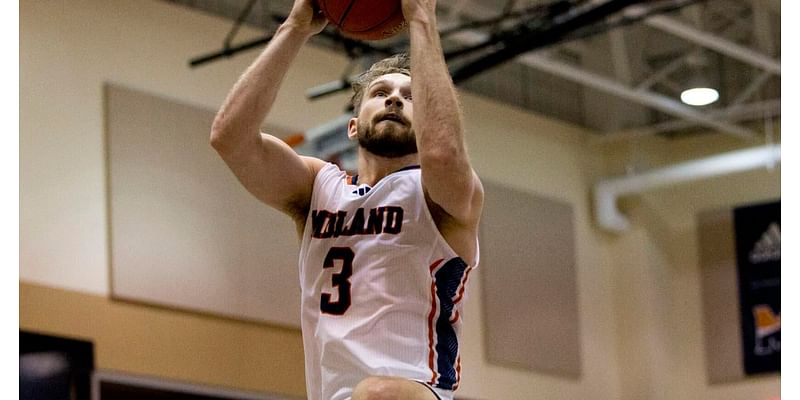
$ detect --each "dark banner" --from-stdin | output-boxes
[733,200,780,375]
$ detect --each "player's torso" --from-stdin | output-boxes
[298,163,468,400]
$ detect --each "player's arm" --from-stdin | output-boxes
[402,0,483,226]
[210,0,327,219]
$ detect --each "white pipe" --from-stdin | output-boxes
[595,144,781,232]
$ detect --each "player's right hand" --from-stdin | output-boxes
[285,0,327,36]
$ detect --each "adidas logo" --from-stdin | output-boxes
[749,222,780,263]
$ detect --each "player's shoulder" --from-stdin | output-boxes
[303,159,354,201]
[300,156,330,177]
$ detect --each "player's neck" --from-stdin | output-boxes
[356,148,419,186]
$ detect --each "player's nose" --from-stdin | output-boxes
[384,94,403,109]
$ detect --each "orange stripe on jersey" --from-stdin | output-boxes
[454,355,462,390]
[453,265,474,304]
[449,310,460,323]
[427,259,445,386]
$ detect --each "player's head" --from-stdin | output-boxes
[350,53,410,114]
[348,53,417,158]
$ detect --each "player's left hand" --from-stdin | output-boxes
[401,0,437,25]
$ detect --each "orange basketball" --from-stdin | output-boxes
[317,0,407,41]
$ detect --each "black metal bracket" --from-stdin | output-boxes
[188,0,702,98]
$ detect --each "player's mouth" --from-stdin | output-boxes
[376,111,408,125]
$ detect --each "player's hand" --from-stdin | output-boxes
[285,0,327,36]
[401,0,437,25]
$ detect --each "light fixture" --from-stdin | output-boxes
[680,52,719,107]
[680,86,719,106]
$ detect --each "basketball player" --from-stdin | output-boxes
[210,0,483,399]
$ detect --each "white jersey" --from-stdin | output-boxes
[298,162,478,400]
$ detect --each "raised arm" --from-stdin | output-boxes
[402,0,484,226]
[210,0,327,220]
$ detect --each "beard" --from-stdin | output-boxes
[356,113,418,158]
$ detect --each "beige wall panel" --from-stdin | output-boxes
[105,84,301,327]
[481,182,580,377]
[697,208,744,383]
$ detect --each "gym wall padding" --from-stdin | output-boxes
[698,208,744,383]
[105,83,302,328]
[480,182,581,378]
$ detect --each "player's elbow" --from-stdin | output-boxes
[209,130,224,152]
[209,115,238,154]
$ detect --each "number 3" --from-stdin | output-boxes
[320,247,354,315]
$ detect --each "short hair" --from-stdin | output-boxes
[350,53,411,115]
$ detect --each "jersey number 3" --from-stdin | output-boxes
[321,247,354,315]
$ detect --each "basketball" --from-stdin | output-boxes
[316,0,407,41]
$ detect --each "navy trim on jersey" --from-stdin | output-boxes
[348,165,419,189]
[432,257,468,390]
[396,164,421,172]
[349,165,419,197]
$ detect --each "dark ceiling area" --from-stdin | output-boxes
[167,0,780,142]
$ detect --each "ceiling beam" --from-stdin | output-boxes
[634,48,697,90]
[593,99,780,143]
[443,0,472,21]
[731,71,772,106]
[608,29,633,84]
[635,11,781,74]
[751,0,776,56]
[448,26,759,139]
[448,0,647,83]
[517,52,758,139]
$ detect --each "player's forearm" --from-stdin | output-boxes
[408,18,469,170]
[408,18,475,208]
[210,24,313,154]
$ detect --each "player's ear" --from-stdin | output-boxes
[347,117,358,140]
